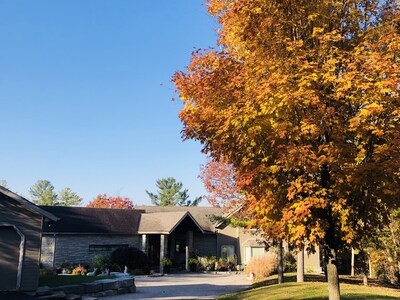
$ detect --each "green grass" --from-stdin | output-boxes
[219,274,400,300]
[39,275,115,287]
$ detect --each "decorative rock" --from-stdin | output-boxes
[103,290,118,297]
[117,287,129,295]
[90,292,106,297]
[82,282,102,293]
[55,284,84,295]
[117,277,135,288]
[36,286,53,297]
[96,279,121,290]
[65,295,82,300]
[38,291,66,299]
[81,297,98,300]
[128,285,136,293]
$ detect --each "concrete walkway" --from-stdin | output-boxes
[105,272,251,299]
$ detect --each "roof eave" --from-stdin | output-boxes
[0,186,59,221]
[169,212,205,234]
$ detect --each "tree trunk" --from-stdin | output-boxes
[297,247,304,282]
[350,248,355,277]
[360,250,368,286]
[277,240,284,284]
[326,248,341,300]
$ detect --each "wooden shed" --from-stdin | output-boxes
[0,186,58,291]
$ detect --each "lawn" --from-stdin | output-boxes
[218,274,400,300]
[39,275,115,287]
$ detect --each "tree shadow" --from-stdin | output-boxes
[250,273,400,291]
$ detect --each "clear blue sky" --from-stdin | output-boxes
[0,0,218,205]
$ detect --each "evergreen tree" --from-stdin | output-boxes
[146,177,201,206]
[29,180,82,206]
[29,180,58,205]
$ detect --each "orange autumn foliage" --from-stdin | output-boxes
[86,194,134,209]
[174,1,400,298]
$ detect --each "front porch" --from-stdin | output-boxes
[138,211,210,273]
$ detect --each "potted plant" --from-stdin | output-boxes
[188,257,198,272]
[161,257,172,274]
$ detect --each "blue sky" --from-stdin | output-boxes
[0,0,218,205]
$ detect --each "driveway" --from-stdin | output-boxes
[105,272,251,299]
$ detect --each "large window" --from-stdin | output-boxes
[89,244,128,253]
[245,247,265,264]
[221,245,235,260]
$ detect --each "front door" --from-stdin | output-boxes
[148,234,160,268]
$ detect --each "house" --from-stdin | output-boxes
[40,205,322,273]
[0,186,58,291]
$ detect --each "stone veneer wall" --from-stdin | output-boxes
[40,234,141,269]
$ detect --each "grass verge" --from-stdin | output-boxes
[218,274,400,300]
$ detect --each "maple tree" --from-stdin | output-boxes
[174,1,400,299]
[200,157,287,283]
[199,156,244,210]
[86,194,134,209]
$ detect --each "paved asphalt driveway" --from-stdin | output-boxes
[105,272,251,299]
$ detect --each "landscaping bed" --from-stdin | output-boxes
[36,275,135,299]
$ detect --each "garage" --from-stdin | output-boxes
[0,226,22,290]
[0,186,57,291]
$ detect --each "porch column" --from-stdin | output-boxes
[186,230,193,254]
[141,234,147,255]
[160,234,168,274]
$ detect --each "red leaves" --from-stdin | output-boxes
[86,194,134,209]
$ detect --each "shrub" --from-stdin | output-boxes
[215,258,229,271]
[92,255,111,272]
[198,256,217,271]
[245,252,277,279]
[284,251,297,272]
[110,246,148,272]
[161,257,172,267]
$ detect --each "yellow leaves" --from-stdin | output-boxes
[312,27,324,37]
[355,146,366,165]
[359,102,384,119]
[269,165,281,174]
[300,121,318,136]
[175,0,400,252]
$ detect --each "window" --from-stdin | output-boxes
[89,244,128,253]
[221,245,235,260]
[245,247,265,264]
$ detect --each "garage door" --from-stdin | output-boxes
[0,227,21,291]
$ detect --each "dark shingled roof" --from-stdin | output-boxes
[41,206,143,234]
[0,186,58,221]
[138,211,206,234]
[137,206,222,233]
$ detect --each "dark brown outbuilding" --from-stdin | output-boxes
[0,186,58,291]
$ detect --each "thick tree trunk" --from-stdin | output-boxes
[277,240,284,284]
[326,248,341,300]
[297,247,304,282]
